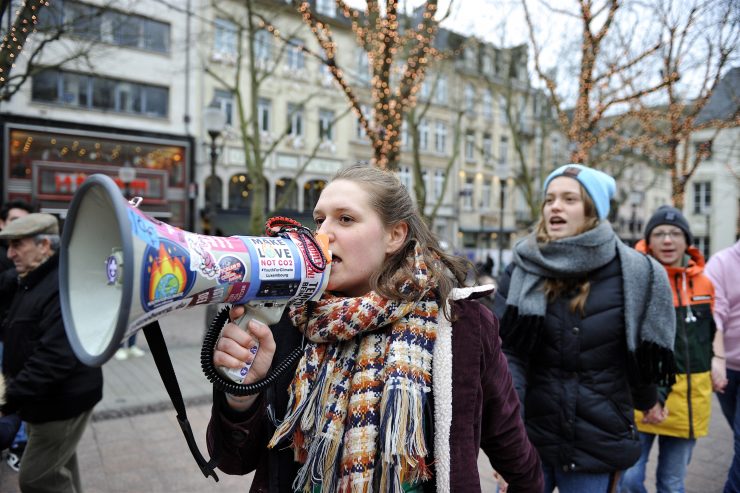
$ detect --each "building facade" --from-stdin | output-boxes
[2,0,565,260]
[1,0,197,228]
[196,0,564,264]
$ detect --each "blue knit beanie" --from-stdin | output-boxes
[543,164,616,220]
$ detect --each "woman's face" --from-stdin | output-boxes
[543,177,588,240]
[313,179,406,297]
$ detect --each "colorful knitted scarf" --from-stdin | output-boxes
[269,245,439,493]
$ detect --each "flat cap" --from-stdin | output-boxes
[0,213,59,240]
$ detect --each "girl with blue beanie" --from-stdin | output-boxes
[493,164,678,492]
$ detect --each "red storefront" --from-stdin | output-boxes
[2,119,194,228]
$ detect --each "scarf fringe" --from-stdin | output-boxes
[379,383,430,491]
[500,305,545,355]
[635,340,677,387]
[291,431,342,492]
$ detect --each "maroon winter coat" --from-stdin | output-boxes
[207,295,542,492]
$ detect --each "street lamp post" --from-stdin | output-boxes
[497,178,507,277]
[118,161,136,201]
[704,206,712,258]
[203,102,227,234]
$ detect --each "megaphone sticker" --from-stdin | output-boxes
[140,239,197,311]
[217,256,247,284]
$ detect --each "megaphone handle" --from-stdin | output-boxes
[218,303,285,384]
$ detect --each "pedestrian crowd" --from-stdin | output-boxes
[0,161,738,493]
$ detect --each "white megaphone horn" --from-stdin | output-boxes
[59,174,331,376]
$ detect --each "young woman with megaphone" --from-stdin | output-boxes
[208,163,544,492]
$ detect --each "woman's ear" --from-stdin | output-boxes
[386,221,409,255]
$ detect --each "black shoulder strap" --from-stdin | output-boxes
[142,321,220,482]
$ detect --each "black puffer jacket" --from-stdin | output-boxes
[495,256,656,473]
[1,253,103,423]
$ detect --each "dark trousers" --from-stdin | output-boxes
[717,367,740,493]
[19,409,93,493]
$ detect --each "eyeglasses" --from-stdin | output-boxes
[650,230,684,241]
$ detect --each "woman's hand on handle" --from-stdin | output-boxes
[213,304,277,410]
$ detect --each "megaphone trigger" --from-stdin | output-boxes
[217,301,287,384]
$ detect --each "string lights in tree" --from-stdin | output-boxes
[297,0,444,169]
[0,0,48,93]
[522,0,678,169]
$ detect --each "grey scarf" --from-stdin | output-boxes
[502,222,676,385]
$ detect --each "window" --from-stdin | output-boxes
[92,77,116,110]
[356,48,370,84]
[32,69,169,117]
[696,236,711,259]
[62,72,90,106]
[419,119,429,151]
[551,135,561,164]
[258,98,271,133]
[304,180,326,210]
[499,95,508,124]
[316,0,335,17]
[356,104,370,139]
[110,12,168,52]
[254,29,273,63]
[499,136,508,166]
[482,89,493,120]
[143,86,168,117]
[287,103,304,137]
[433,170,445,201]
[464,47,477,71]
[481,178,492,210]
[420,79,431,100]
[319,109,335,141]
[482,133,492,163]
[116,82,142,114]
[435,75,448,104]
[40,2,171,52]
[465,130,475,162]
[400,119,409,149]
[65,2,102,41]
[214,18,237,58]
[693,182,712,214]
[31,71,58,102]
[465,83,475,115]
[398,166,412,190]
[214,89,234,126]
[275,177,297,209]
[482,53,494,75]
[287,38,305,71]
[435,120,447,154]
[462,176,474,211]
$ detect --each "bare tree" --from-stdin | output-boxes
[295,0,453,169]
[0,1,129,102]
[405,68,464,223]
[522,0,677,166]
[636,0,739,208]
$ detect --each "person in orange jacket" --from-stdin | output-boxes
[621,205,726,493]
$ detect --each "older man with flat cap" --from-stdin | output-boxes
[0,213,102,493]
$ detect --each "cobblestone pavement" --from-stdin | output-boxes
[0,306,733,492]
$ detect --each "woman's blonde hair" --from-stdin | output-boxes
[534,181,600,314]
[327,164,470,312]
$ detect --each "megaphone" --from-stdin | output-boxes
[59,174,331,378]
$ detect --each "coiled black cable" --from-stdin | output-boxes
[200,306,305,396]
